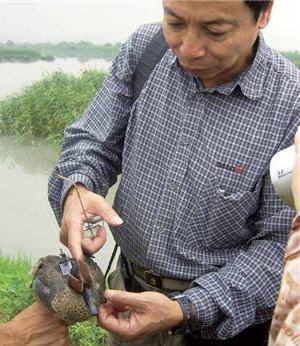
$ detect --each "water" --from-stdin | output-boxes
[0,57,119,270]
[0,136,119,270]
[0,57,110,99]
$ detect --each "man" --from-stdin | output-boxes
[49,0,300,345]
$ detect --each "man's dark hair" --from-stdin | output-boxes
[244,1,273,21]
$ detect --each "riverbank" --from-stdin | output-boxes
[0,46,54,63]
[0,69,107,145]
[0,51,299,146]
[0,253,107,345]
[0,41,121,63]
[1,40,299,67]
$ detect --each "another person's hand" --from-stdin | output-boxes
[61,184,123,259]
[0,301,70,346]
[292,127,300,212]
[98,290,184,341]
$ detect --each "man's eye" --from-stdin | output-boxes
[167,22,184,31]
[207,30,229,38]
[209,31,226,37]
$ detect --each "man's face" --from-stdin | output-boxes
[162,0,272,87]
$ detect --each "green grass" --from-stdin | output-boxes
[70,320,108,346]
[0,69,107,145]
[0,254,35,321]
[0,253,107,345]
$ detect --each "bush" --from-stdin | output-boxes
[0,69,107,145]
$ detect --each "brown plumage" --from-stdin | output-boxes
[32,255,106,325]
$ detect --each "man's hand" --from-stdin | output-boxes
[0,301,70,346]
[98,290,184,341]
[61,184,123,259]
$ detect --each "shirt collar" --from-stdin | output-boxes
[238,32,270,100]
[166,32,271,100]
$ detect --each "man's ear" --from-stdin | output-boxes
[257,2,273,29]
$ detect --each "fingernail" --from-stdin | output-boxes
[113,216,123,225]
[104,289,113,299]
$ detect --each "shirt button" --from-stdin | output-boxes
[169,182,177,190]
[158,226,165,234]
[181,136,190,145]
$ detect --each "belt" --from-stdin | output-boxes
[130,261,192,292]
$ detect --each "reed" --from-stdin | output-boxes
[0,69,107,145]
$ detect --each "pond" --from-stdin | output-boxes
[0,57,110,99]
[0,135,119,270]
[0,57,119,271]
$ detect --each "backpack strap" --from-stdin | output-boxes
[104,242,119,280]
[104,27,168,281]
[132,26,169,102]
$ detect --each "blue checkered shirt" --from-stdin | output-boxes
[49,23,300,339]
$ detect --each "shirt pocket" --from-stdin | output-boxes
[192,166,260,250]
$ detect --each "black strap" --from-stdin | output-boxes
[104,242,119,280]
[132,26,168,102]
[104,27,168,279]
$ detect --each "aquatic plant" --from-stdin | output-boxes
[0,69,107,145]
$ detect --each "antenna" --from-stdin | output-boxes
[54,173,95,237]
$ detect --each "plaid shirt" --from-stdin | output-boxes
[49,23,300,338]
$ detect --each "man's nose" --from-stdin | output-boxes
[179,30,206,60]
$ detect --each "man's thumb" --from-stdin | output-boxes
[93,195,123,226]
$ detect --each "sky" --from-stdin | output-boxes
[0,0,299,51]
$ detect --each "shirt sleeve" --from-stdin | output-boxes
[182,104,300,339]
[48,24,161,224]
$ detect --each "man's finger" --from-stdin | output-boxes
[66,220,84,260]
[81,227,107,255]
[98,303,131,335]
[91,195,123,226]
[104,290,144,310]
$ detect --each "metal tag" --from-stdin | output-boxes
[59,260,72,276]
